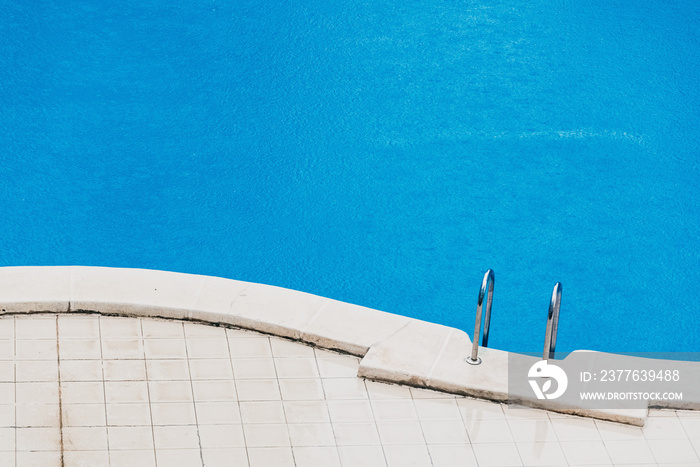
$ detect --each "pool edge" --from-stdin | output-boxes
[1,265,696,426]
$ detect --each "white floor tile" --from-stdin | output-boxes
[105,403,151,426]
[61,404,106,427]
[679,417,700,437]
[243,423,291,447]
[228,336,273,358]
[508,418,558,443]
[643,416,688,440]
[365,380,412,399]
[103,359,147,381]
[202,448,250,467]
[465,418,514,443]
[16,403,60,427]
[146,359,191,380]
[316,353,360,378]
[0,427,15,450]
[279,378,325,400]
[16,339,57,360]
[232,357,277,379]
[0,361,12,382]
[154,448,203,466]
[322,378,368,400]
[594,419,645,440]
[16,427,61,451]
[59,381,102,404]
[457,398,506,420]
[196,401,242,425]
[143,338,188,359]
[153,425,200,449]
[199,424,246,448]
[18,381,61,403]
[560,440,611,466]
[59,339,102,360]
[413,398,462,421]
[141,319,184,338]
[472,442,523,467]
[270,338,315,358]
[15,317,56,339]
[59,360,103,382]
[57,316,102,340]
[327,400,374,423]
[186,338,230,359]
[189,358,234,380]
[551,417,601,441]
[337,445,387,467]
[16,360,58,382]
[333,422,382,446]
[15,450,62,466]
[288,422,336,446]
[63,450,110,466]
[107,426,155,450]
[283,401,331,423]
[63,426,109,451]
[274,357,320,379]
[383,444,433,467]
[101,338,144,360]
[235,379,280,401]
[150,402,197,425]
[376,421,425,445]
[429,444,479,467]
[293,446,342,467]
[603,439,655,464]
[371,399,418,422]
[148,380,194,403]
[183,322,226,338]
[421,419,470,444]
[247,447,295,467]
[109,449,157,467]
[104,381,149,404]
[99,317,142,339]
[0,405,14,427]
[647,438,700,464]
[240,401,287,424]
[516,441,567,466]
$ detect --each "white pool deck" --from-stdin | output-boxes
[0,266,698,466]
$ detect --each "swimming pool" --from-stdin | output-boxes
[1,0,698,354]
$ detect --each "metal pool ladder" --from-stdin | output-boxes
[467,269,494,365]
[543,282,562,360]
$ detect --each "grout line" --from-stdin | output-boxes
[55,315,65,467]
[139,318,159,467]
[312,347,343,465]
[96,315,111,465]
[182,322,204,466]
[364,379,389,466]
[269,336,296,465]
[225,328,251,467]
[676,412,700,462]
[13,317,16,467]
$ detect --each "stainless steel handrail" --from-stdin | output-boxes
[543,282,562,360]
[467,269,494,365]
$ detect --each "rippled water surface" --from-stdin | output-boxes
[1,0,698,353]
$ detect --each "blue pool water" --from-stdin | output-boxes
[1,1,698,354]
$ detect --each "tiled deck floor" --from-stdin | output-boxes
[0,314,698,466]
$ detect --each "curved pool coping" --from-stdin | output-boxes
[0,266,696,426]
